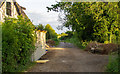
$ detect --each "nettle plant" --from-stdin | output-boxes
[2,16,36,72]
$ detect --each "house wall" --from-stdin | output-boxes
[0,0,19,22]
[32,31,47,61]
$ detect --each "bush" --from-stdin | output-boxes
[52,38,60,46]
[46,39,55,47]
[0,23,2,73]
[64,35,88,49]
[85,41,118,54]
[2,16,36,72]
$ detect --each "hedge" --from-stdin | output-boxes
[2,16,36,72]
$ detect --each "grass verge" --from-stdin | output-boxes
[106,52,119,72]
[64,37,88,49]
[15,62,36,72]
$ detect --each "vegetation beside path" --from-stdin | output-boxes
[47,2,120,72]
[2,16,36,72]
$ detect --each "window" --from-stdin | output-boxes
[6,2,11,16]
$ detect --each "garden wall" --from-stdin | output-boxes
[32,30,47,61]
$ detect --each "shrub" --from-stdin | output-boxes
[2,16,36,72]
[0,23,2,73]
[46,39,55,47]
[64,36,87,49]
[52,38,60,46]
[85,41,118,54]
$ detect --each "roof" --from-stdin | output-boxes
[0,0,33,25]
[0,0,5,8]
[13,2,27,18]
[37,30,47,33]
[0,0,28,18]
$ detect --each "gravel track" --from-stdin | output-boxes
[27,42,109,72]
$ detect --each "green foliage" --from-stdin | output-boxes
[36,24,45,31]
[106,36,120,72]
[58,31,74,40]
[58,33,68,39]
[106,53,119,72]
[51,38,60,46]
[2,16,36,72]
[47,2,120,72]
[59,35,68,40]
[64,32,88,49]
[65,31,73,38]
[81,41,88,49]
[0,23,2,73]
[47,2,120,43]
[16,61,36,72]
[45,24,57,39]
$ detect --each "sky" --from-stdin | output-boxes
[16,0,70,34]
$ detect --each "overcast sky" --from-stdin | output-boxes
[16,0,70,34]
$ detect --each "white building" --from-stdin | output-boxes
[0,0,27,22]
[0,0,47,61]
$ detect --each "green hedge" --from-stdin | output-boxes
[2,16,36,72]
[0,23,2,73]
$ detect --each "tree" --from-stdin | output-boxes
[37,24,44,30]
[47,2,120,43]
[65,31,73,38]
[45,24,57,39]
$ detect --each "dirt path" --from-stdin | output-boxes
[27,42,109,72]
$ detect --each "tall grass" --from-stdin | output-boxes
[51,38,60,46]
[106,52,119,72]
[106,36,120,72]
[64,36,88,49]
